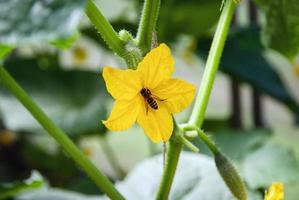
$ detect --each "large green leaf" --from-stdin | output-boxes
[211,130,270,161]
[0,58,108,137]
[158,0,220,42]
[193,129,270,161]
[197,27,299,117]
[0,171,44,199]
[242,141,299,191]
[254,0,299,59]
[0,0,86,46]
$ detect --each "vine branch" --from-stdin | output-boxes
[0,66,125,200]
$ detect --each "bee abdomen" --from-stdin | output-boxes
[147,98,158,110]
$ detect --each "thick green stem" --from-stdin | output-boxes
[155,120,199,199]
[86,0,142,68]
[0,66,124,200]
[156,131,182,200]
[189,0,236,127]
[137,0,161,54]
[85,0,126,57]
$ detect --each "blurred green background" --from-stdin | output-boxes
[0,0,299,199]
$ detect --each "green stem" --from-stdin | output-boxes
[0,66,124,200]
[189,0,236,127]
[85,0,142,69]
[137,0,161,54]
[177,134,199,152]
[85,0,126,57]
[196,129,219,155]
[180,124,218,155]
[156,131,182,200]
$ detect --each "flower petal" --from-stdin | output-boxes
[153,78,196,113]
[103,67,141,100]
[137,98,173,143]
[103,96,141,131]
[137,43,175,89]
[264,182,284,200]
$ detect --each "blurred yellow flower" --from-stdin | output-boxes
[294,63,299,77]
[102,44,195,143]
[264,182,284,200]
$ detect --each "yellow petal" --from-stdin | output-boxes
[103,67,141,100]
[137,97,173,143]
[103,96,141,131]
[264,182,284,200]
[137,43,175,89]
[153,78,196,113]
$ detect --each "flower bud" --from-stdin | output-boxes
[215,152,248,200]
[118,30,133,43]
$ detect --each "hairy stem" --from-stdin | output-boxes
[0,66,124,200]
[156,129,182,200]
[85,0,126,57]
[85,0,142,68]
[189,0,236,127]
[137,0,161,54]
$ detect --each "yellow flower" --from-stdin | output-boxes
[264,182,284,200]
[102,44,196,143]
[294,63,299,77]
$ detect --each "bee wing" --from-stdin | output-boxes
[152,95,166,101]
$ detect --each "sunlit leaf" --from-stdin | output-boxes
[0,44,14,61]
[0,171,44,199]
[50,32,80,50]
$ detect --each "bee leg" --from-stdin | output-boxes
[146,104,149,114]
[143,99,149,115]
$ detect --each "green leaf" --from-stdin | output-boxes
[50,32,80,50]
[0,0,86,46]
[211,129,270,161]
[0,171,44,199]
[254,0,299,59]
[197,27,299,117]
[158,0,220,42]
[0,58,108,137]
[0,44,14,61]
[242,141,299,189]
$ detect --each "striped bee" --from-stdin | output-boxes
[140,88,165,112]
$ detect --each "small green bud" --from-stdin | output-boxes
[215,152,247,200]
[118,30,133,43]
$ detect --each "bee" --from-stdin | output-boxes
[140,88,165,113]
